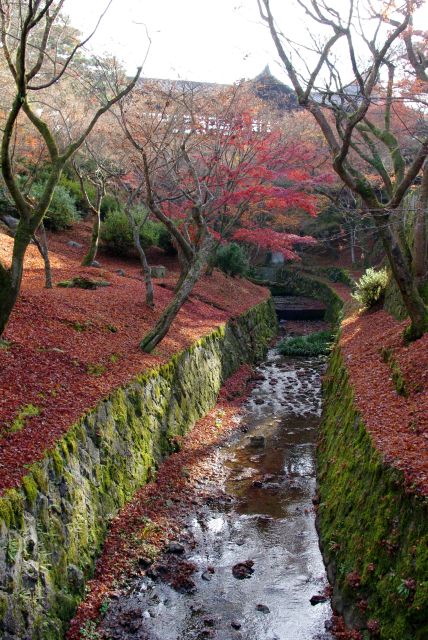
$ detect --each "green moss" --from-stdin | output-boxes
[380,347,408,397]
[6,403,40,434]
[22,474,38,506]
[51,448,65,476]
[6,536,20,564]
[318,348,428,639]
[0,488,24,528]
[0,592,8,620]
[86,362,106,376]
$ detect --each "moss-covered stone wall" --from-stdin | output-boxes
[318,347,428,640]
[0,298,277,640]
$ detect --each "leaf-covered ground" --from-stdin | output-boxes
[0,225,269,495]
[340,308,428,496]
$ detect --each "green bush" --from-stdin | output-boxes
[324,266,354,286]
[214,242,249,277]
[157,226,176,255]
[31,182,79,230]
[352,267,389,309]
[278,330,333,356]
[100,209,166,256]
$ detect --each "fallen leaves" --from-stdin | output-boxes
[0,225,269,496]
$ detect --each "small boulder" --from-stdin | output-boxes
[150,265,167,278]
[201,571,212,582]
[232,560,254,580]
[166,541,185,555]
[255,604,270,614]
[2,215,19,229]
[310,594,328,606]
[91,260,101,268]
[67,240,83,248]
[249,435,265,448]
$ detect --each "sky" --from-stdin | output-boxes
[66,0,428,85]
[65,0,301,83]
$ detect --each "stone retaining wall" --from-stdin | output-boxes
[0,298,277,640]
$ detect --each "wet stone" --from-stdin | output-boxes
[310,594,328,606]
[232,560,254,579]
[256,603,270,614]
[249,435,266,448]
[166,541,185,554]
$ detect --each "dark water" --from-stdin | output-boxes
[101,345,333,640]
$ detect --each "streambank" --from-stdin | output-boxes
[0,299,277,640]
[318,347,428,640]
[255,268,428,638]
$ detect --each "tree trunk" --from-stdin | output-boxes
[81,209,101,267]
[0,221,33,336]
[205,239,221,276]
[350,228,356,265]
[126,209,154,308]
[140,237,213,353]
[33,222,52,288]
[373,210,428,340]
[413,163,428,283]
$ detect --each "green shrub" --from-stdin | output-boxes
[100,209,165,256]
[278,330,333,357]
[101,193,120,217]
[157,226,176,255]
[214,242,249,277]
[324,266,354,286]
[31,182,79,230]
[352,267,389,309]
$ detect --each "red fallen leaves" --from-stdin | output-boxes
[0,226,269,496]
[340,308,428,496]
[66,364,255,639]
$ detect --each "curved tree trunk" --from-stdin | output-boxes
[140,237,213,353]
[413,163,428,283]
[0,221,33,335]
[81,209,101,267]
[373,210,428,340]
[33,222,52,288]
[126,208,154,308]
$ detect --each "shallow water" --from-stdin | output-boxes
[101,345,333,640]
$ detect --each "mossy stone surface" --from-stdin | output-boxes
[0,298,277,640]
[318,348,428,640]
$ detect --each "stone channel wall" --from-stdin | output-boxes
[0,298,277,640]
[318,348,428,640]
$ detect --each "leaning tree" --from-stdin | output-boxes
[118,81,320,352]
[258,0,428,340]
[0,0,141,336]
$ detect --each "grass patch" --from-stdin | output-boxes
[278,330,333,356]
[380,347,408,397]
[57,276,110,290]
[6,403,40,434]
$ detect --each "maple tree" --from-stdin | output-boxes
[117,81,320,351]
[259,0,428,340]
[0,0,141,337]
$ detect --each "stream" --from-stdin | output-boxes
[100,324,333,640]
